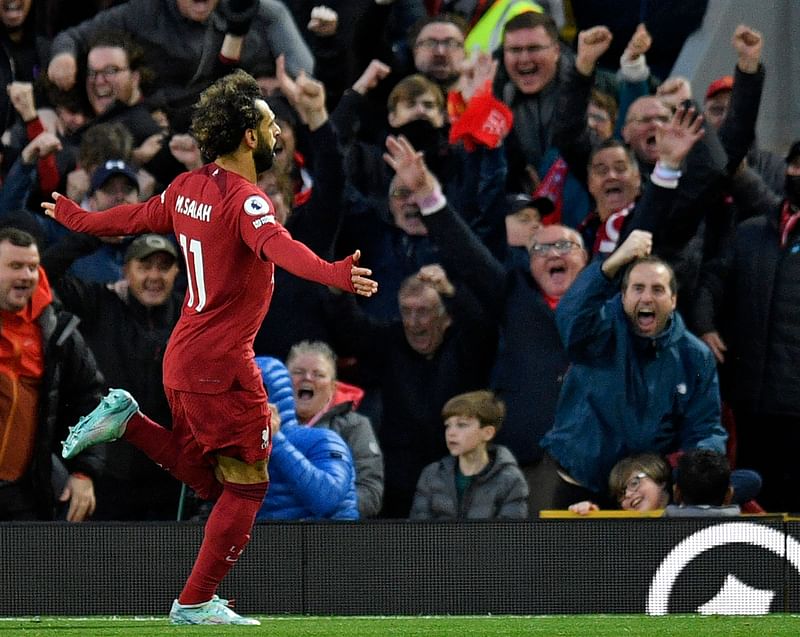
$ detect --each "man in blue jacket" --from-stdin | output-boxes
[538,229,728,510]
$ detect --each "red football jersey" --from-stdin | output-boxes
[54,163,355,394]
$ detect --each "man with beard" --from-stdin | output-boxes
[409,14,468,93]
[538,229,726,510]
[41,70,377,625]
[697,141,800,513]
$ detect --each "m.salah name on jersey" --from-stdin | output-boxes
[175,194,212,222]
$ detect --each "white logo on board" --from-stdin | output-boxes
[647,522,800,615]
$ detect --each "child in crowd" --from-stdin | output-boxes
[568,450,757,516]
[663,448,741,517]
[410,390,529,520]
[568,453,672,515]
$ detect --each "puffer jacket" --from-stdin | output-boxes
[255,356,358,520]
[410,444,528,520]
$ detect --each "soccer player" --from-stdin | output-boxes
[41,70,378,626]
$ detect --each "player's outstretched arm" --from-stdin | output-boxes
[262,233,378,296]
[42,190,168,236]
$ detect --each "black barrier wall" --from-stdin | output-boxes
[2,518,800,616]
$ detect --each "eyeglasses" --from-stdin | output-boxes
[390,187,413,199]
[529,239,580,256]
[626,114,670,126]
[589,161,632,177]
[87,65,130,81]
[415,38,464,51]
[619,472,648,501]
[504,43,555,57]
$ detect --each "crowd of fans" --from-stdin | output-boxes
[1,0,798,522]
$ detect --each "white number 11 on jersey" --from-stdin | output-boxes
[179,233,207,312]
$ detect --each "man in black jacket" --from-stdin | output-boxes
[42,232,184,520]
[699,142,800,513]
[0,227,104,521]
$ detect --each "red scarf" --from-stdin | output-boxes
[779,201,800,248]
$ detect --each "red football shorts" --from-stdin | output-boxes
[166,382,272,468]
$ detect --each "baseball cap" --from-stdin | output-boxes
[124,234,178,263]
[90,159,139,194]
[705,75,734,101]
[506,193,555,217]
[786,140,800,164]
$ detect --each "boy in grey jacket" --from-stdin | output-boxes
[410,390,528,520]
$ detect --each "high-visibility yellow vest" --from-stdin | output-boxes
[464,0,544,55]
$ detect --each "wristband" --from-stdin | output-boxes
[414,187,446,216]
[651,161,682,189]
[70,472,91,481]
[618,53,650,83]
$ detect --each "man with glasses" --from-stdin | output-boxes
[537,228,727,511]
[495,11,570,191]
[702,75,784,196]
[75,31,188,190]
[384,134,588,515]
[410,15,468,93]
[47,0,313,126]
[621,96,672,169]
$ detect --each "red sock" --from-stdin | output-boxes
[123,412,221,500]
[123,412,175,466]
[178,481,268,605]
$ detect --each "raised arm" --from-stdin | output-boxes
[718,25,765,173]
[382,134,508,311]
[552,26,614,186]
[274,54,346,254]
[48,3,133,91]
[556,230,653,361]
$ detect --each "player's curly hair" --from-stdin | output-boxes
[191,70,263,161]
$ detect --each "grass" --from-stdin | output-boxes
[3,615,800,636]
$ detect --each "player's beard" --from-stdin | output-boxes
[253,129,276,174]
